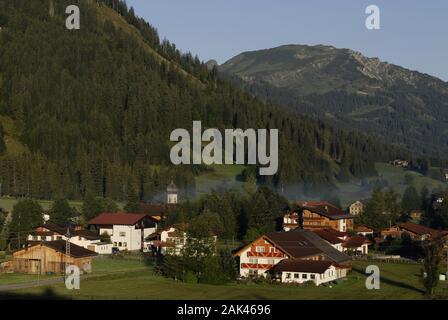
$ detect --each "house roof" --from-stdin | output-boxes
[312,229,345,244]
[20,241,97,258]
[271,260,335,274]
[342,236,371,248]
[34,222,100,240]
[302,201,352,220]
[140,204,176,216]
[355,225,374,233]
[398,222,435,235]
[88,213,148,226]
[266,229,351,264]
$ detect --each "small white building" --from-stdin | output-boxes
[146,227,187,256]
[89,213,158,252]
[272,260,346,286]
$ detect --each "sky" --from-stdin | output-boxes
[126,0,448,81]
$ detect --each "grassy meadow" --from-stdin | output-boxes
[2,258,447,300]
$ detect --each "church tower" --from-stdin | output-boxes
[167,181,178,204]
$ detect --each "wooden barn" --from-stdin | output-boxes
[12,240,97,275]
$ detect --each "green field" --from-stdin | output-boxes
[0,197,85,213]
[195,165,245,196]
[337,163,447,206]
[2,258,448,300]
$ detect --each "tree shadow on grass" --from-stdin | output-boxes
[352,266,425,294]
[0,287,69,300]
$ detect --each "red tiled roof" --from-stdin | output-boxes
[312,229,345,244]
[302,201,352,220]
[355,225,374,233]
[88,213,148,226]
[342,236,370,248]
[398,222,435,235]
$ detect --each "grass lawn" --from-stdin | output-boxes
[5,259,448,300]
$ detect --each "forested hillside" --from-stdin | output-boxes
[0,0,407,201]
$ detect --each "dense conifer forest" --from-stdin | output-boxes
[0,0,409,201]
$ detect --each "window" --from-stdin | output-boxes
[256,246,265,253]
[123,242,127,248]
[118,242,122,247]
[267,259,275,265]
[249,269,258,276]
[119,232,126,237]
[286,273,291,279]
[113,242,117,246]
[294,273,300,279]
[269,247,277,253]
[249,259,258,264]
[302,274,308,279]
[311,274,316,279]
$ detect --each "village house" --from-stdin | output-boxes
[271,260,343,285]
[354,225,374,237]
[312,228,371,255]
[27,222,113,255]
[11,241,97,275]
[88,213,158,252]
[283,201,354,232]
[146,226,188,256]
[348,201,365,216]
[233,229,351,286]
[380,221,436,241]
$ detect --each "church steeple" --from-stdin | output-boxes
[167,181,178,204]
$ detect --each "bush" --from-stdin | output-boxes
[0,251,6,260]
[183,271,198,284]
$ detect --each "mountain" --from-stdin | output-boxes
[220,44,448,158]
[0,1,408,201]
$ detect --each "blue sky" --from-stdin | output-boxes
[126,0,448,80]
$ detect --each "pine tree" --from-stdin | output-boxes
[50,198,73,224]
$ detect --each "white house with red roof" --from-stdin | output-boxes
[88,213,159,252]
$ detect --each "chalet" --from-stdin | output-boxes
[397,222,435,241]
[349,201,365,216]
[146,226,187,256]
[233,229,351,286]
[354,225,374,237]
[283,201,354,232]
[381,222,436,241]
[26,222,112,255]
[312,228,371,255]
[12,241,97,275]
[88,213,158,252]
